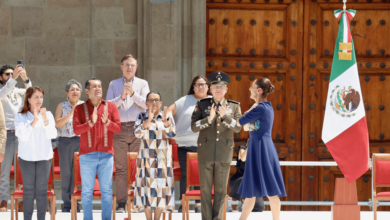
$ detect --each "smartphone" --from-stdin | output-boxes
[17,60,24,68]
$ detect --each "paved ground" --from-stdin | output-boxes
[0,211,386,220]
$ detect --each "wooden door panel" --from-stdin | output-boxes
[303,0,390,211]
[207,0,303,210]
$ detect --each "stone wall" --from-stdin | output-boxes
[0,0,136,113]
[0,0,205,113]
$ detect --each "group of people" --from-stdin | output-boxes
[0,54,286,220]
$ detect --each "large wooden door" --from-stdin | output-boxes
[302,0,390,211]
[207,0,390,211]
[206,0,304,210]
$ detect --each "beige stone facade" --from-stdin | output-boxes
[0,0,205,113]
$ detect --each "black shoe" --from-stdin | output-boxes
[116,203,126,213]
[195,205,201,213]
[62,202,71,213]
[177,205,182,213]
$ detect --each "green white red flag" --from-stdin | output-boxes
[321,9,370,183]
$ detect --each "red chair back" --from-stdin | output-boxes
[53,148,60,167]
[74,152,82,192]
[186,153,199,191]
[172,143,179,163]
[373,154,390,186]
[127,153,138,191]
[15,152,55,191]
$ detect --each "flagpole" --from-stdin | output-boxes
[343,0,347,11]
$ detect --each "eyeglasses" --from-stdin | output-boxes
[69,88,81,92]
[147,99,161,103]
[211,85,227,90]
[4,72,13,76]
[194,83,207,88]
[122,64,137,68]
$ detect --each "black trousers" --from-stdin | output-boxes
[57,136,80,206]
[178,146,200,203]
[19,158,51,220]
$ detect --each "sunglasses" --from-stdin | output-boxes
[4,72,13,76]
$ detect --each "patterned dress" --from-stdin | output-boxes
[133,111,176,211]
[57,100,84,137]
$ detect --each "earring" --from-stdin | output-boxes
[257,94,259,97]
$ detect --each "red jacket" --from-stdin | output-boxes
[73,99,121,156]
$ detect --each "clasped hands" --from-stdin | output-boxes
[31,108,48,126]
[208,103,227,123]
[92,107,109,124]
[121,82,134,100]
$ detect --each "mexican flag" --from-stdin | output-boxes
[322,9,370,183]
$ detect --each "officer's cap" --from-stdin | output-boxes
[208,71,231,85]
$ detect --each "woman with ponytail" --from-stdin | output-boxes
[237,77,286,220]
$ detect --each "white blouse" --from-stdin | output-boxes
[15,111,57,161]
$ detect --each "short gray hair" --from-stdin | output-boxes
[65,79,82,92]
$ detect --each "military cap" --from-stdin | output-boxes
[208,71,231,85]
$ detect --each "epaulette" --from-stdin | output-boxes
[199,97,212,102]
[227,100,240,105]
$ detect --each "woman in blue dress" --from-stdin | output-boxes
[237,77,286,220]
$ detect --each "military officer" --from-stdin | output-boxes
[191,71,242,220]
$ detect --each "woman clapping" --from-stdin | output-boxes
[15,87,57,220]
[133,91,176,220]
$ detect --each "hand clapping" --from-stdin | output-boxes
[162,106,171,127]
[41,107,48,122]
[209,103,217,122]
[121,82,134,99]
[101,111,109,124]
[92,107,98,123]
[218,106,227,118]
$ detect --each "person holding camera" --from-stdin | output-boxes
[106,54,149,213]
[15,87,57,220]
[0,64,31,212]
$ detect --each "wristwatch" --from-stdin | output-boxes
[24,78,30,84]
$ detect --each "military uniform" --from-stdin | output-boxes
[191,71,242,220]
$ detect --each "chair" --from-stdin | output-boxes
[53,148,61,180]
[181,152,227,220]
[126,152,137,220]
[10,153,56,220]
[170,139,181,182]
[71,152,116,220]
[372,153,390,220]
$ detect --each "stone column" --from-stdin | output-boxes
[137,0,206,105]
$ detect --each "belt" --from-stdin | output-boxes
[7,129,15,132]
[121,122,135,127]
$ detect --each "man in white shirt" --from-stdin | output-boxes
[106,54,149,213]
[0,64,31,212]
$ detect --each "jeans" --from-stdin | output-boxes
[0,131,18,202]
[80,152,113,220]
[18,158,51,220]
